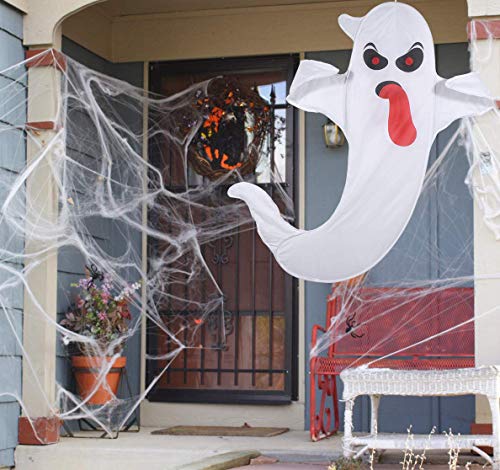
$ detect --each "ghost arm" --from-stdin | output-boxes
[286,59,348,132]
[434,72,496,134]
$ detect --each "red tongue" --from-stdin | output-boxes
[378,83,417,147]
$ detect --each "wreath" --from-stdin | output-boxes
[189,78,272,180]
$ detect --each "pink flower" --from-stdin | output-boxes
[76,298,85,308]
[101,292,110,304]
[98,311,107,321]
[102,274,113,294]
[78,277,93,290]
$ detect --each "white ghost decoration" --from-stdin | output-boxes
[228,2,495,283]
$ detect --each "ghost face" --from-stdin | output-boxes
[345,3,437,149]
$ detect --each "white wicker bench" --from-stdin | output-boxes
[341,366,500,468]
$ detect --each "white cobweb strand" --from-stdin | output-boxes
[466,20,500,238]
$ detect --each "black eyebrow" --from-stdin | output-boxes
[410,42,424,50]
[364,42,378,51]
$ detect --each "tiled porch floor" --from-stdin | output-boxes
[15,428,343,470]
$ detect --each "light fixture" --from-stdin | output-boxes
[323,120,345,148]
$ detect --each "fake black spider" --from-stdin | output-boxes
[85,263,104,286]
[345,313,364,339]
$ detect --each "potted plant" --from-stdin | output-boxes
[60,267,140,405]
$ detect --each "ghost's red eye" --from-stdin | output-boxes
[363,47,388,70]
[396,46,424,72]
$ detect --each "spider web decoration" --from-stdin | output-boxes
[0,50,291,436]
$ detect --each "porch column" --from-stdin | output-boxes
[18,41,64,445]
[467,0,500,429]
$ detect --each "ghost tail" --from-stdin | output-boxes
[227,182,300,251]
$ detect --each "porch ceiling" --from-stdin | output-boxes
[61,0,469,63]
[99,0,351,17]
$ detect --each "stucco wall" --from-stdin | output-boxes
[0,1,25,466]
[467,0,500,15]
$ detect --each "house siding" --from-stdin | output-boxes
[57,37,143,427]
[0,1,25,467]
[304,43,474,434]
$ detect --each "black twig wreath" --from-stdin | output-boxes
[189,78,272,180]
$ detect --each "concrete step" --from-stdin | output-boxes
[15,429,341,470]
[175,451,260,470]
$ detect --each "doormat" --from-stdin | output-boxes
[151,424,289,437]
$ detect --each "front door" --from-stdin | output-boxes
[147,55,298,404]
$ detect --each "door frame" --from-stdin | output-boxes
[146,54,300,405]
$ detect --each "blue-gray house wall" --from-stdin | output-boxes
[0,1,25,467]
[304,43,474,434]
[56,37,143,416]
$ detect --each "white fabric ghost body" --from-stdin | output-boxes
[228,2,494,283]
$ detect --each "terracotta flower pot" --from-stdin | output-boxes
[71,356,126,405]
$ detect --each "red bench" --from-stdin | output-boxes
[309,286,475,441]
